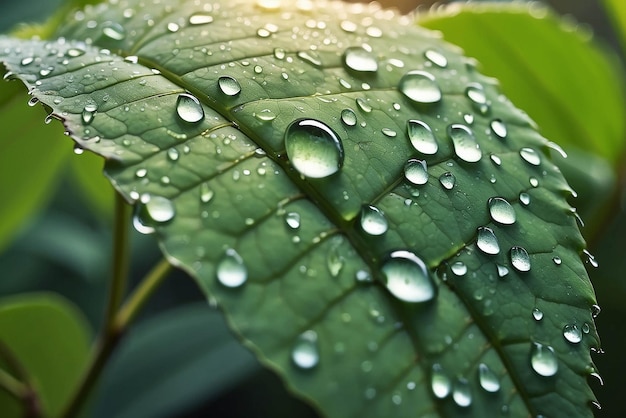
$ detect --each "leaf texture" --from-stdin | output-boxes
[0,1,601,417]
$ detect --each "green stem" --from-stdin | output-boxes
[0,340,43,417]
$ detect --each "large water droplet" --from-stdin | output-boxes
[216,248,247,288]
[176,93,204,123]
[520,147,541,166]
[218,76,241,96]
[563,324,582,344]
[431,364,451,399]
[448,124,482,163]
[488,197,516,225]
[510,246,531,272]
[102,21,126,40]
[284,119,344,179]
[452,377,472,407]
[490,119,507,139]
[399,70,441,104]
[81,103,98,125]
[359,204,388,236]
[343,46,378,73]
[478,363,500,392]
[407,120,438,155]
[133,195,176,234]
[476,226,500,255]
[381,250,435,303]
[531,342,558,377]
[439,172,456,190]
[404,159,429,185]
[292,330,319,370]
[340,108,357,126]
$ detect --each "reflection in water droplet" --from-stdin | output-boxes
[439,172,456,190]
[520,147,541,166]
[285,212,301,229]
[218,76,241,96]
[407,120,438,155]
[343,46,378,73]
[399,70,442,104]
[216,248,247,288]
[284,119,344,178]
[404,159,429,185]
[563,324,582,344]
[431,364,451,399]
[340,108,357,126]
[102,21,126,40]
[448,124,482,163]
[381,250,435,303]
[292,330,319,370]
[531,342,558,377]
[478,363,500,392]
[81,103,98,125]
[532,307,543,321]
[176,93,204,123]
[359,204,388,236]
[424,49,447,68]
[488,197,516,225]
[510,246,531,272]
[476,226,500,255]
[452,377,472,407]
[490,119,507,139]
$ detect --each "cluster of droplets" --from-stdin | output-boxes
[430,362,501,408]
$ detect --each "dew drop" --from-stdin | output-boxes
[398,70,441,104]
[450,261,467,276]
[216,248,247,288]
[519,192,531,206]
[218,76,241,96]
[530,342,558,377]
[529,177,539,187]
[284,118,344,179]
[439,172,456,190]
[496,264,509,278]
[407,119,438,155]
[327,245,344,277]
[465,83,487,104]
[520,147,541,166]
[532,307,544,321]
[340,108,357,126]
[355,269,373,283]
[167,148,179,161]
[356,97,372,113]
[431,364,451,399]
[448,124,482,163]
[404,159,429,185]
[292,330,319,370]
[297,50,322,67]
[478,363,500,393]
[510,246,531,272]
[102,21,126,40]
[476,226,500,255]
[452,377,472,407]
[343,46,378,73]
[424,49,447,68]
[199,182,214,203]
[490,154,502,166]
[490,119,507,139]
[176,93,204,123]
[285,212,301,229]
[189,13,214,25]
[591,304,601,318]
[582,323,590,334]
[167,22,180,33]
[359,204,388,236]
[488,197,516,225]
[381,250,435,303]
[381,128,397,138]
[563,324,582,344]
[552,256,562,265]
[81,103,97,125]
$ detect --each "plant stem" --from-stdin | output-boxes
[0,340,43,417]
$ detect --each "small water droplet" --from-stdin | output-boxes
[490,154,502,166]
[448,124,482,163]
[496,264,509,278]
[582,323,590,334]
[463,113,474,125]
[297,50,322,67]
[343,46,378,73]
[285,212,301,229]
[292,330,319,370]
[530,342,558,377]
[102,21,126,40]
[284,118,344,179]
[519,192,531,206]
[381,250,436,303]
[340,108,357,126]
[478,363,500,392]
[529,177,539,187]
[452,377,472,407]
[167,22,180,32]
[424,49,447,68]
[466,83,487,104]
[407,119,438,155]
[216,248,247,288]
[404,159,429,185]
[488,197,516,225]
[381,127,397,137]
[399,70,441,104]
[552,256,562,265]
[355,269,373,283]
[327,245,344,277]
[490,119,507,139]
[200,183,214,203]
[439,172,456,190]
[356,97,372,113]
[532,307,544,321]
[510,246,531,272]
[27,97,39,107]
[189,13,213,25]
[73,145,84,155]
[431,364,451,399]
[81,103,97,125]
[176,93,204,123]
[451,261,467,276]
[563,324,582,344]
[359,204,388,236]
[520,147,541,166]
[133,195,175,233]
[477,226,500,255]
[20,57,34,66]
[218,76,241,96]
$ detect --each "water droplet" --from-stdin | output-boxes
[496,264,509,277]
[488,197,516,225]
[355,97,372,113]
[189,13,214,25]
[520,147,541,166]
[284,118,344,179]
[439,172,456,190]
[582,323,590,334]
[292,330,319,370]
[81,103,97,125]
[407,119,438,155]
[451,261,467,276]
[20,57,34,66]
[452,377,472,407]
[327,245,344,277]
[27,97,39,107]
[285,212,301,229]
[135,168,147,178]
[431,364,451,399]
[532,307,544,321]
[490,154,502,166]
[381,128,397,137]
[448,124,482,163]
[399,70,441,104]
[463,113,474,125]
[510,246,531,272]
[404,159,429,185]
[355,269,373,283]
[563,324,582,344]
[583,250,599,268]
[529,177,539,187]
[133,195,176,233]
[200,183,214,203]
[343,46,378,73]
[477,226,500,255]
[381,250,435,303]
[552,256,562,265]
[478,363,500,392]
[218,76,241,96]
[519,192,531,206]
[359,204,388,236]
[167,22,180,33]
[490,119,507,139]
[216,248,247,288]
[297,50,322,67]
[340,108,357,126]
[424,49,447,68]
[176,93,204,123]
[102,21,126,40]
[530,342,558,377]
[465,83,487,104]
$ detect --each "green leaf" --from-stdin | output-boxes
[0,1,601,417]
[94,303,259,418]
[603,0,626,53]
[70,149,115,219]
[0,293,91,418]
[418,3,626,166]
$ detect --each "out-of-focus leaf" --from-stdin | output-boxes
[603,0,626,53]
[0,293,91,418]
[70,150,115,219]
